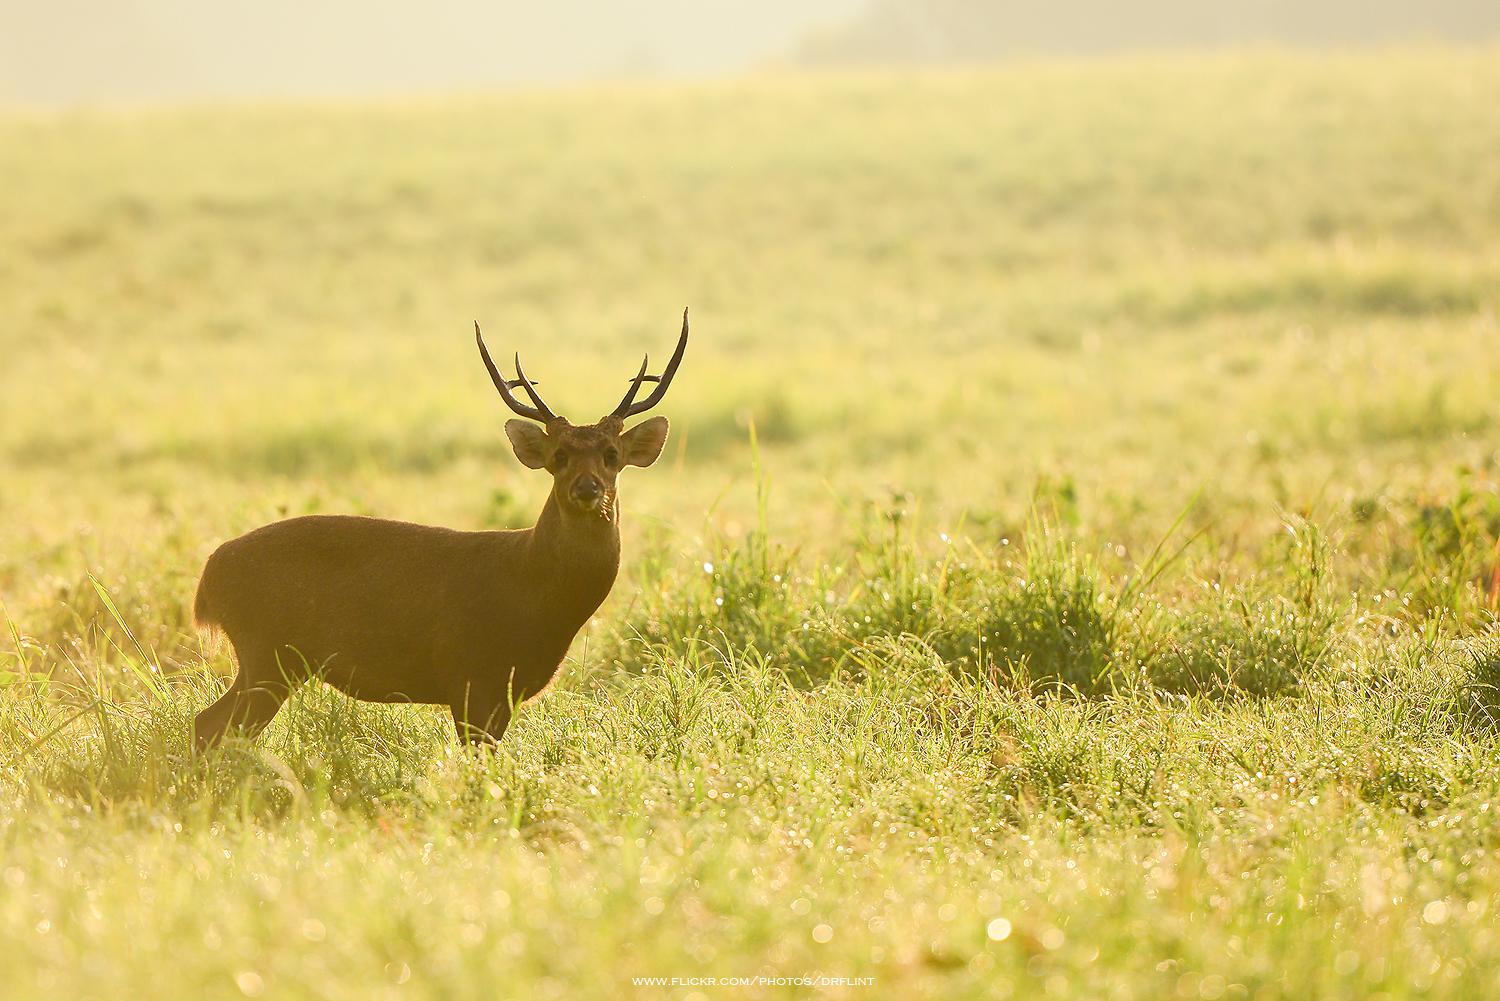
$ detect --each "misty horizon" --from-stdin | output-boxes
[3,0,1499,107]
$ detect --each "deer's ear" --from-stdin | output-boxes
[505,420,550,469]
[619,416,669,467]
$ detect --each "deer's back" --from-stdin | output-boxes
[193,515,532,699]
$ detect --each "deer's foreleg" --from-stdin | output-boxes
[449,691,513,747]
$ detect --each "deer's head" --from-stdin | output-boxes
[474,309,686,519]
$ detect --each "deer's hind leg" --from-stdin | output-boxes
[193,643,297,752]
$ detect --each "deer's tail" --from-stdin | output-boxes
[192,550,223,630]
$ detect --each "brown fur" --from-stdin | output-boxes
[191,415,669,751]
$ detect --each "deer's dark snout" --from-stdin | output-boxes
[570,475,604,505]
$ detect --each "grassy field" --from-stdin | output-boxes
[4,47,1500,999]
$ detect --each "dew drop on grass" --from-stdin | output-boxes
[986,918,1012,941]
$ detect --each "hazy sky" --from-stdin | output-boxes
[0,0,864,105]
[4,1,1495,106]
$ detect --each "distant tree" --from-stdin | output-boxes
[795,0,1500,64]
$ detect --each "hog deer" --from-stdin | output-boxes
[190,310,689,751]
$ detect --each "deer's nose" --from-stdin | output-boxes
[571,476,603,502]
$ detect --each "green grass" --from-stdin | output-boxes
[4,47,1500,999]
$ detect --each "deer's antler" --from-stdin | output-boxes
[610,308,689,419]
[475,321,559,424]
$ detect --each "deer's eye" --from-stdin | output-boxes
[603,447,620,467]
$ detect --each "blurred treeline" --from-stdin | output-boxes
[797,0,1500,63]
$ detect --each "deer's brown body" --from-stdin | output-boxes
[191,312,686,751]
[193,497,617,743]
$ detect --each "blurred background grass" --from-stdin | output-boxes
[4,50,1498,602]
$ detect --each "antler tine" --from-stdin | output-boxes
[609,307,689,419]
[611,354,651,418]
[474,321,558,423]
[511,353,558,422]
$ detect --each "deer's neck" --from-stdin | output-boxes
[524,491,621,614]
